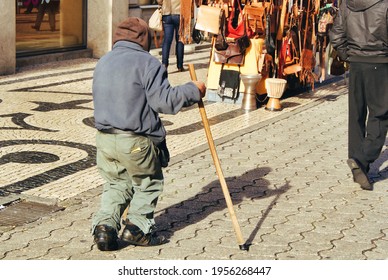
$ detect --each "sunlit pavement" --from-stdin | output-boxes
[0,45,387,260]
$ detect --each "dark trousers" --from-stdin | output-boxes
[34,1,59,31]
[348,62,388,171]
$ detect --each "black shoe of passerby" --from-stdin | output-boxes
[93,225,119,251]
[121,222,167,246]
[347,158,373,190]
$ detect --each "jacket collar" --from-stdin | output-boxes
[112,41,148,53]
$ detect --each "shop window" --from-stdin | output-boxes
[16,0,86,56]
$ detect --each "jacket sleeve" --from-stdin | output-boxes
[329,4,348,61]
[143,63,201,115]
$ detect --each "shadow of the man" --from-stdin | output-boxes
[152,166,292,247]
[369,139,388,184]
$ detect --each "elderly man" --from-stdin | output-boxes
[91,17,206,250]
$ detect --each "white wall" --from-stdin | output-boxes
[87,0,128,58]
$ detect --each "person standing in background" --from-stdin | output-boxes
[329,0,388,190]
[31,0,60,32]
[157,0,194,72]
[24,0,38,14]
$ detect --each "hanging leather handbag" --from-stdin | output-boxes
[265,13,275,56]
[330,54,345,76]
[192,27,203,44]
[244,4,266,36]
[317,10,334,36]
[217,64,241,100]
[236,33,251,53]
[195,5,223,34]
[282,33,302,76]
[214,10,228,51]
[213,41,245,65]
[226,0,249,39]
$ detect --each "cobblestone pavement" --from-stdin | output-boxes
[0,45,387,260]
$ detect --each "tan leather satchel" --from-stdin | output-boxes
[244,5,266,36]
[195,5,223,34]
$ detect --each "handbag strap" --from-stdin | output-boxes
[219,7,226,33]
[230,0,243,20]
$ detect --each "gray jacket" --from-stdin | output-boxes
[92,41,201,142]
[329,0,388,63]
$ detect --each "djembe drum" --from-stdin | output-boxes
[240,73,262,111]
[265,78,287,111]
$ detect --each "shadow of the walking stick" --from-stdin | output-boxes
[154,167,292,248]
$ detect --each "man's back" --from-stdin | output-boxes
[329,0,388,62]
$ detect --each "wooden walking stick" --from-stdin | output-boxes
[188,64,249,251]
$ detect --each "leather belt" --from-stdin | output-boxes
[99,128,137,135]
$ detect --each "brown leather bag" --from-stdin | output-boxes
[244,5,266,36]
[195,5,223,34]
[330,54,345,76]
[213,41,245,65]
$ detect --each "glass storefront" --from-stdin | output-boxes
[15,0,87,57]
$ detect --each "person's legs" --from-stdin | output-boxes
[47,2,57,31]
[24,2,33,13]
[347,62,388,189]
[32,3,46,30]
[348,62,368,169]
[347,62,372,189]
[172,14,184,70]
[161,15,174,68]
[363,63,388,166]
[92,132,134,235]
[116,135,163,235]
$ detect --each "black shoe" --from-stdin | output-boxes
[93,225,119,251]
[347,158,373,190]
[121,222,167,246]
[177,67,185,72]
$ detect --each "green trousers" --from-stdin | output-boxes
[91,131,164,235]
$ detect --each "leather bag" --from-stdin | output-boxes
[227,0,249,39]
[265,13,275,56]
[213,41,245,65]
[195,5,223,34]
[244,5,266,35]
[330,54,345,76]
[236,34,251,54]
[214,10,228,50]
[317,10,334,36]
[217,64,241,100]
[149,7,163,32]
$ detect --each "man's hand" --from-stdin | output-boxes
[193,81,206,99]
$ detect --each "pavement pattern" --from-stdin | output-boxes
[0,45,387,260]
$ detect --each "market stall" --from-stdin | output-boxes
[194,0,342,110]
